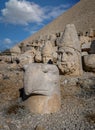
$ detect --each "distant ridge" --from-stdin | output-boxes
[22,0,95,43]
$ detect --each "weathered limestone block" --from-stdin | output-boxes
[81,42,91,51]
[23,63,61,114]
[10,45,21,56]
[18,54,34,66]
[24,94,60,114]
[82,51,88,56]
[42,40,53,63]
[49,34,56,41]
[0,55,12,63]
[57,24,83,76]
[21,42,34,52]
[81,42,91,54]
[79,35,91,45]
[83,54,95,72]
[18,50,35,66]
[49,34,57,47]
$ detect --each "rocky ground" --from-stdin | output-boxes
[0,62,95,130]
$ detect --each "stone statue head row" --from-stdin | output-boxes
[23,24,83,76]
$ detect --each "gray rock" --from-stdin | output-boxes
[82,51,88,56]
[83,54,95,72]
[81,42,91,51]
[10,45,21,55]
[24,63,60,96]
[35,125,46,130]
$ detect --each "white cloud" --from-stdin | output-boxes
[47,4,70,18]
[0,38,18,51]
[24,23,45,34]
[0,38,12,51]
[3,38,12,44]
[0,0,71,25]
[1,0,45,25]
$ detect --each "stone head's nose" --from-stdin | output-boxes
[61,53,68,62]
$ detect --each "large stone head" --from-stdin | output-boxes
[23,63,61,114]
[24,63,60,96]
[57,24,82,76]
[42,40,53,63]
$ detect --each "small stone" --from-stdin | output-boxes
[35,125,46,130]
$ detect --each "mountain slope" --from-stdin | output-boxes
[22,0,95,43]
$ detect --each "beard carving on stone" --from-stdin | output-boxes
[57,47,79,75]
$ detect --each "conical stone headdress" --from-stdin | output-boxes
[42,40,53,56]
[58,24,81,52]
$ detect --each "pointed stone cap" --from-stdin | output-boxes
[42,40,53,56]
[58,24,81,52]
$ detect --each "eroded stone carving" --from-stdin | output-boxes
[57,24,83,76]
[10,45,21,56]
[42,40,53,63]
[17,49,36,67]
[23,63,61,114]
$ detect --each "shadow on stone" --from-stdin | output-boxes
[19,88,45,101]
[90,40,95,54]
[19,88,32,101]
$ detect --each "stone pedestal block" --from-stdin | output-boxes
[24,94,61,114]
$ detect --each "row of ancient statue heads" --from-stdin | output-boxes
[8,24,95,76]
[33,24,83,76]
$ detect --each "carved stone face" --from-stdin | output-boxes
[24,63,60,96]
[43,55,52,63]
[57,47,79,75]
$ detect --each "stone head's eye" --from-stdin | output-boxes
[59,52,63,55]
[66,52,72,56]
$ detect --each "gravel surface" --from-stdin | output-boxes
[0,95,95,130]
[0,63,95,130]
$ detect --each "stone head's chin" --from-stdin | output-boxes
[58,62,76,74]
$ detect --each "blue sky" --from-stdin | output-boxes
[0,0,79,51]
